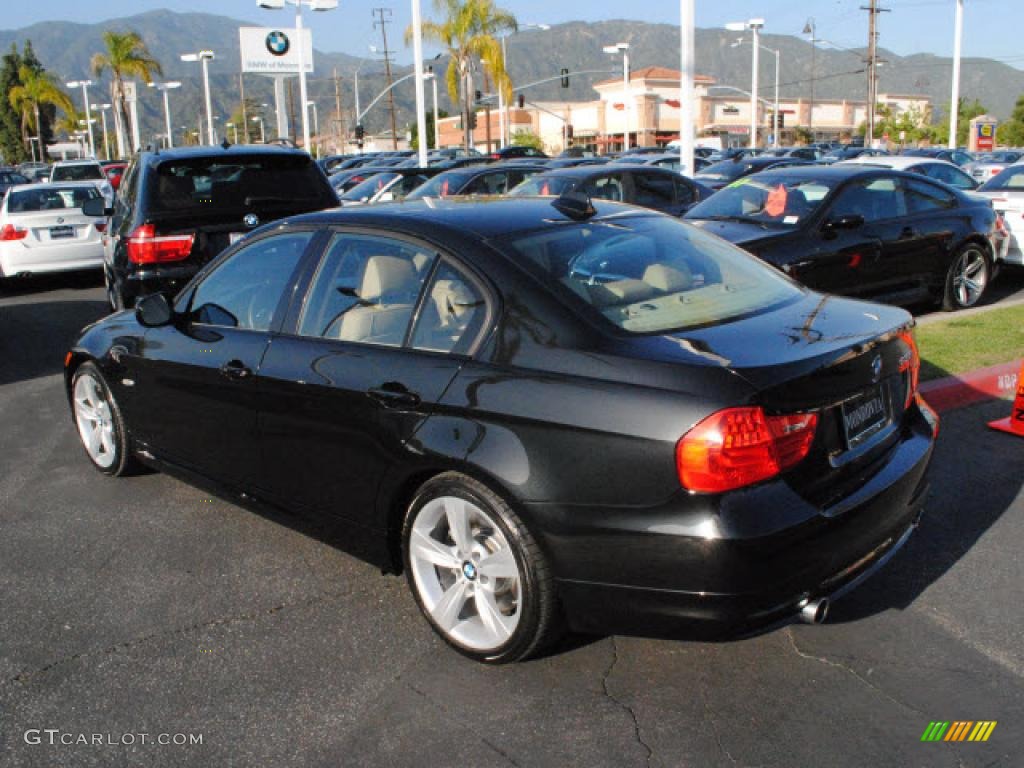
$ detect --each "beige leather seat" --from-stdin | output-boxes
[414,277,479,351]
[335,254,420,345]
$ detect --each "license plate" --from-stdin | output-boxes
[49,225,74,239]
[841,383,891,448]
[229,232,245,245]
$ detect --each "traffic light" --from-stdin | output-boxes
[354,123,365,140]
[517,94,525,109]
[467,110,478,130]
[560,68,570,89]
[566,124,574,140]
[777,112,785,130]
[475,90,483,103]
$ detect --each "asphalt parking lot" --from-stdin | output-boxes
[1,272,1023,768]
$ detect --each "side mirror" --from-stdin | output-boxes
[823,214,865,232]
[82,197,112,217]
[135,292,174,327]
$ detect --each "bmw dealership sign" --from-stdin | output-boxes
[239,27,313,74]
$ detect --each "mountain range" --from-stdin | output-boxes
[1,10,1022,145]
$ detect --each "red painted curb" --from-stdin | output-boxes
[919,360,1022,414]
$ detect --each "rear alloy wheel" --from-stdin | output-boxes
[403,473,560,663]
[72,362,135,476]
[943,244,990,310]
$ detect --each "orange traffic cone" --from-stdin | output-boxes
[988,361,1024,437]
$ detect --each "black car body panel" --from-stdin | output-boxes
[67,198,936,637]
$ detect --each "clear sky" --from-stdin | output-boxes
[1,0,1019,68]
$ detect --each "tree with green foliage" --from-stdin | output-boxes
[997,95,1024,147]
[9,65,73,163]
[511,128,543,151]
[91,30,162,157]
[927,98,987,147]
[228,98,264,144]
[409,108,449,150]
[410,0,516,149]
[0,46,26,163]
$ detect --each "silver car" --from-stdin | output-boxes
[964,151,1024,184]
[974,164,1024,266]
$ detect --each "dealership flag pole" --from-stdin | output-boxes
[412,0,429,167]
[679,0,694,175]
[948,0,963,149]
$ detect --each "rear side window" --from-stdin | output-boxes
[7,186,100,212]
[828,177,906,222]
[904,179,956,213]
[501,215,802,334]
[510,175,576,197]
[979,168,1024,192]
[411,261,488,354]
[148,154,330,213]
[52,164,103,181]
[632,172,675,208]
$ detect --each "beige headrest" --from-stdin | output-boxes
[359,255,417,301]
[432,279,475,324]
[643,263,693,293]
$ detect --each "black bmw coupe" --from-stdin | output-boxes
[66,196,938,662]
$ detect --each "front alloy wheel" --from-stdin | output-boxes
[943,245,990,310]
[403,473,560,663]
[72,362,134,476]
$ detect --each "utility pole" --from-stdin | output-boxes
[803,18,816,141]
[373,7,399,150]
[862,0,889,146]
[333,66,344,151]
[239,73,249,144]
[288,78,298,141]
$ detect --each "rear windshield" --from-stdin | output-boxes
[51,164,103,181]
[694,160,757,182]
[148,154,328,213]
[509,175,577,197]
[7,185,101,212]
[980,166,1024,191]
[498,215,802,334]
[340,172,398,202]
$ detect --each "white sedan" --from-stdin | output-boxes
[974,164,1024,266]
[0,183,106,279]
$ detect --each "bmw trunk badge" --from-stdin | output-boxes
[244,213,260,228]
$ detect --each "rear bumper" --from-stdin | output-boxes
[529,402,935,636]
[120,264,200,303]
[0,241,103,277]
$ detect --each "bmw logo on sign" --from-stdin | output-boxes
[265,30,290,57]
[244,213,260,228]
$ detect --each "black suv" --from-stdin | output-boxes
[89,145,338,310]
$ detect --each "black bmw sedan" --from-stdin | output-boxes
[66,196,938,663]
[685,165,999,310]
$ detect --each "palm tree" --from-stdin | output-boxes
[91,30,162,157]
[9,65,73,162]
[410,0,516,149]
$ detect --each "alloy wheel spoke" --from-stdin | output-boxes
[410,528,461,570]
[431,580,469,631]
[475,587,514,642]
[99,426,115,456]
[86,423,103,457]
[445,498,474,554]
[75,398,98,421]
[477,547,517,580]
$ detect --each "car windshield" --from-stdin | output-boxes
[147,154,327,213]
[340,172,398,202]
[977,152,1021,164]
[498,214,801,334]
[406,171,474,200]
[7,185,101,212]
[686,174,837,227]
[51,164,103,181]
[694,160,757,182]
[979,166,1024,192]
[509,175,577,197]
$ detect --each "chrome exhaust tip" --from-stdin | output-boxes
[799,597,830,625]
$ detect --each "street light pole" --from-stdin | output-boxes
[411,0,429,167]
[499,24,550,148]
[726,18,765,149]
[733,38,780,147]
[949,0,964,149]
[425,69,440,150]
[97,104,111,160]
[603,43,630,150]
[679,0,695,175]
[148,81,181,149]
[803,19,816,141]
[180,51,215,144]
[67,80,95,157]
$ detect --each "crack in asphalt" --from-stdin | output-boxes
[600,637,654,768]
[784,628,928,718]
[697,670,766,768]
[4,590,350,687]
[405,682,521,767]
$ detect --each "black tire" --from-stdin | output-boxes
[942,243,991,311]
[70,361,139,477]
[104,269,119,313]
[402,472,562,663]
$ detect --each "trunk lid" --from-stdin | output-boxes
[7,209,100,248]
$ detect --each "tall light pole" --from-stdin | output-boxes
[252,115,266,143]
[97,103,112,160]
[679,0,695,175]
[425,68,439,150]
[603,43,630,150]
[499,24,550,148]
[411,0,429,167]
[148,81,181,149]
[733,38,780,147]
[726,18,765,149]
[803,19,817,141]
[949,0,964,149]
[258,0,338,154]
[180,50,215,145]
[66,80,95,157]
[306,100,319,155]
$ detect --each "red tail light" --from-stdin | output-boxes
[676,407,818,493]
[898,330,920,408]
[94,221,107,233]
[490,153,501,160]
[0,223,28,241]
[126,223,194,264]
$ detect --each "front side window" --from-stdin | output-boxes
[189,232,313,331]
[500,214,802,334]
[686,174,836,227]
[298,233,436,346]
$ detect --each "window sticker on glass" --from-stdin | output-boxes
[783,215,800,225]
[764,184,788,217]
[726,177,751,189]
